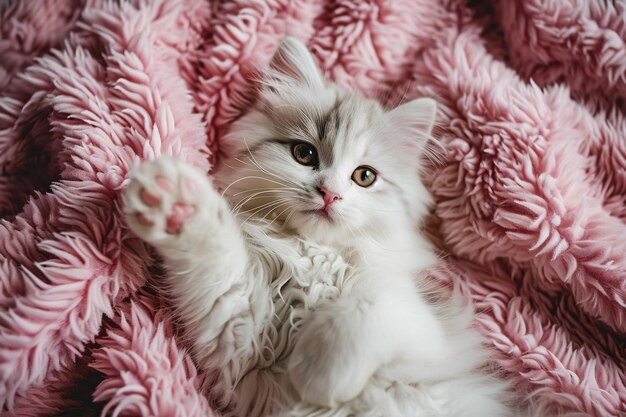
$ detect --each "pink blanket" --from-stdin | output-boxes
[1,0,625,416]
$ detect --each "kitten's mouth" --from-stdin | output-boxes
[306,208,333,221]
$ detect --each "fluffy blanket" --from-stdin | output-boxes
[1,0,625,416]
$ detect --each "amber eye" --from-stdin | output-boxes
[291,142,318,167]
[352,166,377,187]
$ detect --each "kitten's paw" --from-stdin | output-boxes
[287,308,377,407]
[124,157,220,246]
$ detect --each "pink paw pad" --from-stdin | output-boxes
[136,213,154,226]
[141,189,160,206]
[166,202,196,234]
[140,177,174,207]
[155,176,174,192]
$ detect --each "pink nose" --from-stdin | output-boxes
[319,186,342,206]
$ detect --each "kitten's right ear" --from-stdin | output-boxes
[387,98,438,158]
[388,98,437,138]
[268,37,324,89]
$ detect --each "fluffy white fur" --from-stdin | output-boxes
[124,37,511,417]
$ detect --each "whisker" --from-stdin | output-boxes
[232,189,291,211]
[221,175,292,197]
[262,201,294,225]
[241,200,291,228]
[232,187,301,197]
[282,204,305,231]
[241,138,301,187]
[232,188,312,214]
[240,136,303,188]
[238,197,292,217]
[238,202,284,230]
[268,201,307,229]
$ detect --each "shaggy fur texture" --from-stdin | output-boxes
[0,0,625,416]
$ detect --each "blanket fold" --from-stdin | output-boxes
[1,0,625,416]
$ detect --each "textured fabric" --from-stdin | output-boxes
[0,0,625,416]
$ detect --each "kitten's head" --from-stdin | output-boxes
[216,37,437,245]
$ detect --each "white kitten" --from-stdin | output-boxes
[124,37,511,417]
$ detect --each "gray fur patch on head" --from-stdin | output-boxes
[259,90,384,169]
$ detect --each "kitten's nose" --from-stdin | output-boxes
[317,186,342,206]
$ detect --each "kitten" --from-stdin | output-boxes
[124,37,511,417]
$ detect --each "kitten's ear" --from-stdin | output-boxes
[388,98,437,139]
[268,36,324,88]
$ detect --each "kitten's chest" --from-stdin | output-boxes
[254,237,355,365]
[270,240,354,309]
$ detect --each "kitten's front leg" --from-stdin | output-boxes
[124,157,271,404]
[288,274,446,407]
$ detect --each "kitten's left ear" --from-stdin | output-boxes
[388,98,437,139]
[268,36,324,89]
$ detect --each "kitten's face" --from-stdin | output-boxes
[216,37,436,244]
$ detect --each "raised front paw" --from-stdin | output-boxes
[287,307,378,407]
[124,157,220,246]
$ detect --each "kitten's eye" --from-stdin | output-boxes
[291,142,318,167]
[352,166,377,187]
